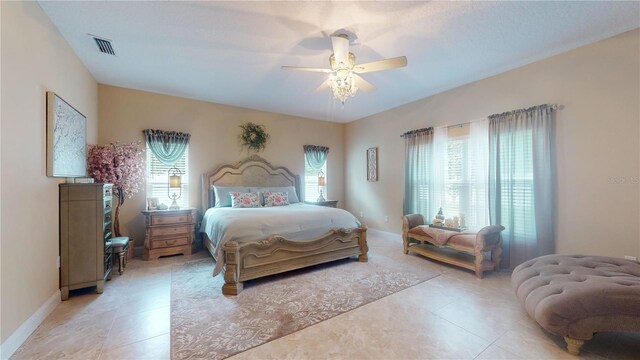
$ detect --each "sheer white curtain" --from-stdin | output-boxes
[430,123,488,229]
[468,119,489,229]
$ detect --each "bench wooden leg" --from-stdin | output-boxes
[564,336,584,355]
[474,251,485,278]
[491,245,502,270]
[118,252,125,274]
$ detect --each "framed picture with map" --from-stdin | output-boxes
[367,147,378,182]
[46,92,87,177]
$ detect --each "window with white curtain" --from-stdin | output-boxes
[439,124,489,230]
[304,155,326,201]
[493,127,535,239]
[146,144,189,208]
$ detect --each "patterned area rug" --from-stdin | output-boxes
[171,247,440,359]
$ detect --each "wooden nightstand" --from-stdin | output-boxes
[304,200,338,208]
[142,208,197,260]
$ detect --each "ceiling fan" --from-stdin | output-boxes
[282,34,408,104]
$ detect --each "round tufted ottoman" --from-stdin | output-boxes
[512,254,640,355]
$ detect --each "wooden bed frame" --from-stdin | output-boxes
[201,155,368,295]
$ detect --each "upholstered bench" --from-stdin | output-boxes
[512,254,640,355]
[111,236,130,275]
[402,214,504,278]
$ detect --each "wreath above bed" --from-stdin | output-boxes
[239,122,269,152]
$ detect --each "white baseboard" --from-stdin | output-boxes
[368,228,402,240]
[0,290,60,360]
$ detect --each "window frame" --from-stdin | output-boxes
[145,144,189,209]
[303,155,327,202]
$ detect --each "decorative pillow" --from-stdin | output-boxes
[251,186,300,204]
[263,191,289,207]
[229,192,261,208]
[213,186,250,207]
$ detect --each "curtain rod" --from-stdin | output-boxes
[400,127,433,138]
[488,103,561,119]
[400,104,562,137]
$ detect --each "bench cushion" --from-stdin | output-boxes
[512,254,640,340]
[111,236,129,251]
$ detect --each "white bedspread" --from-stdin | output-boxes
[200,203,361,276]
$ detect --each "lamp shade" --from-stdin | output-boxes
[318,175,326,187]
[169,175,182,188]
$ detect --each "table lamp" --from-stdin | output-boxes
[168,167,182,210]
[317,170,326,202]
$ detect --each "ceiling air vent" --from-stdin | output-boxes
[90,35,115,56]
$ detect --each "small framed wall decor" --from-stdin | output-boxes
[367,147,378,182]
[46,92,87,177]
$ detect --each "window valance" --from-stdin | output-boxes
[142,129,190,166]
[303,145,329,171]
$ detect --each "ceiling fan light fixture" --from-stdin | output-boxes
[329,71,358,105]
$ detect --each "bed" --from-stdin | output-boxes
[200,155,368,295]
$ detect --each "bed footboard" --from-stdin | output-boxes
[220,226,367,295]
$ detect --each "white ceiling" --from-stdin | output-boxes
[39,1,639,123]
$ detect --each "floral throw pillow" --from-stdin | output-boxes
[229,192,261,208]
[263,191,289,207]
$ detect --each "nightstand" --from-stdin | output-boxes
[142,208,197,260]
[304,200,338,208]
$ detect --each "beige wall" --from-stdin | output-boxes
[345,29,640,259]
[98,85,345,248]
[1,2,98,343]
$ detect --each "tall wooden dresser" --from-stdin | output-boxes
[59,183,113,300]
[142,208,196,260]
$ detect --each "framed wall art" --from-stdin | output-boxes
[367,147,378,182]
[46,92,87,177]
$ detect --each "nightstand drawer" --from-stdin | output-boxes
[150,224,192,237]
[151,214,191,226]
[151,236,190,249]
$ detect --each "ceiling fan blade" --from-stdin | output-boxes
[281,66,332,73]
[331,34,349,64]
[353,56,407,74]
[353,74,376,93]
[313,79,331,93]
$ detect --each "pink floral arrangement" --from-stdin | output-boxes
[87,142,145,236]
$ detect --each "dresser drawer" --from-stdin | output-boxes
[151,236,190,249]
[149,224,192,237]
[151,214,191,226]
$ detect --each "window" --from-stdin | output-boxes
[440,125,489,229]
[146,145,189,208]
[304,155,326,201]
[494,128,535,239]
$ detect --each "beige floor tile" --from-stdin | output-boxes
[103,306,170,348]
[493,323,606,360]
[474,344,521,359]
[99,333,170,360]
[232,284,491,360]
[12,238,635,360]
[433,287,528,342]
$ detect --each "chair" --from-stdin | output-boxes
[111,236,130,275]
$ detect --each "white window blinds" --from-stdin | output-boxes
[146,145,189,208]
[304,155,326,201]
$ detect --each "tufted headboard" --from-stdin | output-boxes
[201,155,301,211]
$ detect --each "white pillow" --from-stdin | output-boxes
[213,186,250,207]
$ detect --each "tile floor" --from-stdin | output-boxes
[12,232,640,359]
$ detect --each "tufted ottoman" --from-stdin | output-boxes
[512,254,640,355]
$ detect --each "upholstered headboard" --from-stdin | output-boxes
[201,155,301,211]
